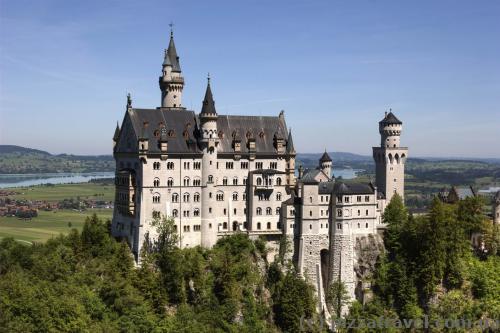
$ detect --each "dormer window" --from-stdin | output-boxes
[259,131,265,139]
[168,130,175,138]
[218,131,224,139]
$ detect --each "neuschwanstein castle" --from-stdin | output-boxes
[111,31,408,309]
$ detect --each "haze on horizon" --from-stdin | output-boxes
[0,0,499,158]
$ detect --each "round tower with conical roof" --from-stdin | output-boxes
[372,111,408,204]
[319,150,332,179]
[159,30,184,108]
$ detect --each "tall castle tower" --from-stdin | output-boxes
[319,151,332,180]
[372,111,408,203]
[159,30,184,108]
[199,77,220,248]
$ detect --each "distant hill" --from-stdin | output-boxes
[0,145,114,174]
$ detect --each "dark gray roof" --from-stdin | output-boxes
[200,82,217,115]
[318,181,335,194]
[162,49,172,67]
[113,122,120,141]
[250,169,286,175]
[333,182,374,195]
[380,111,402,125]
[116,108,293,156]
[320,151,332,162]
[167,34,181,72]
[216,115,289,154]
[301,168,329,183]
[286,129,295,154]
[123,108,200,154]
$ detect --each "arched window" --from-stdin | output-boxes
[216,191,224,201]
[193,177,201,186]
[222,177,228,186]
[167,162,174,170]
[183,193,190,202]
[266,207,272,215]
[276,192,282,201]
[257,222,261,230]
[276,207,280,215]
[153,178,160,187]
[167,178,174,187]
[172,209,178,217]
[257,177,262,186]
[223,222,227,230]
[309,196,313,203]
[267,222,271,229]
[153,193,161,203]
[194,208,200,217]
[256,207,262,215]
[233,177,238,185]
[208,175,213,183]
[276,177,282,186]
[172,193,179,202]
[232,221,238,231]
[232,192,238,201]
[395,154,400,164]
[184,177,190,186]
[194,192,200,202]
[388,153,394,164]
[153,162,160,170]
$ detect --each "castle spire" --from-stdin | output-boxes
[159,27,184,108]
[201,75,217,115]
[286,129,295,154]
[167,27,181,72]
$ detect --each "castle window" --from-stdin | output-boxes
[259,131,265,139]
[366,223,369,228]
[172,193,179,202]
[168,130,175,137]
[309,196,313,203]
[365,196,370,202]
[183,193,190,202]
[309,210,312,217]
[243,193,247,200]
[183,210,190,217]
[276,192,282,201]
[234,208,237,214]
[226,162,233,169]
[269,162,277,169]
[223,177,228,186]
[153,178,160,187]
[358,223,360,228]
[233,177,238,185]
[194,193,200,202]
[267,222,271,229]
[153,162,161,170]
[357,196,362,202]
[256,177,262,186]
[193,162,201,170]
[153,193,161,203]
[172,209,178,217]
[152,211,161,219]
[257,207,262,215]
[194,225,201,231]
[276,177,282,186]
[223,209,227,215]
[208,175,213,183]
[337,196,342,203]
[357,210,360,216]
[223,222,227,229]
[309,224,312,230]
[209,207,212,213]
[184,162,190,170]
[167,178,174,187]
[366,209,369,216]
[154,130,160,138]
[266,207,272,215]
[232,192,238,201]
[337,209,342,217]
[167,162,174,170]
[183,177,190,186]
[337,223,342,230]
[218,131,224,139]
[241,162,248,169]
[321,196,323,202]
[256,162,263,169]
[276,207,280,215]
[321,210,323,216]
[194,209,200,217]
[216,192,224,201]
[257,222,261,230]
[193,178,201,186]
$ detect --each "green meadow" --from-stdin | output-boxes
[0,183,114,243]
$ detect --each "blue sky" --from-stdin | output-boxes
[0,0,499,157]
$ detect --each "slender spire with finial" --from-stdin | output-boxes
[127,93,132,108]
[169,22,174,37]
[201,74,216,115]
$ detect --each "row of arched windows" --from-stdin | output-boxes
[374,152,406,164]
[255,177,282,186]
[256,207,280,215]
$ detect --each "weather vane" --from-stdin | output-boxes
[169,22,174,36]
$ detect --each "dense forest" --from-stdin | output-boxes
[1,196,499,332]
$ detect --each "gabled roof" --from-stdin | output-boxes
[380,111,402,125]
[320,151,332,162]
[450,186,476,200]
[333,182,374,195]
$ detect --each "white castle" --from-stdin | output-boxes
[111,31,408,310]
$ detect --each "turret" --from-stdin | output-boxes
[319,150,332,179]
[159,29,184,108]
[373,110,408,203]
[199,75,218,145]
[379,110,402,148]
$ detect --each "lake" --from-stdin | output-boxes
[0,172,115,188]
[0,169,363,188]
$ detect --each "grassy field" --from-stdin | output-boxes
[8,183,115,202]
[0,209,113,244]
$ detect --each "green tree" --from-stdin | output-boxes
[326,280,350,318]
